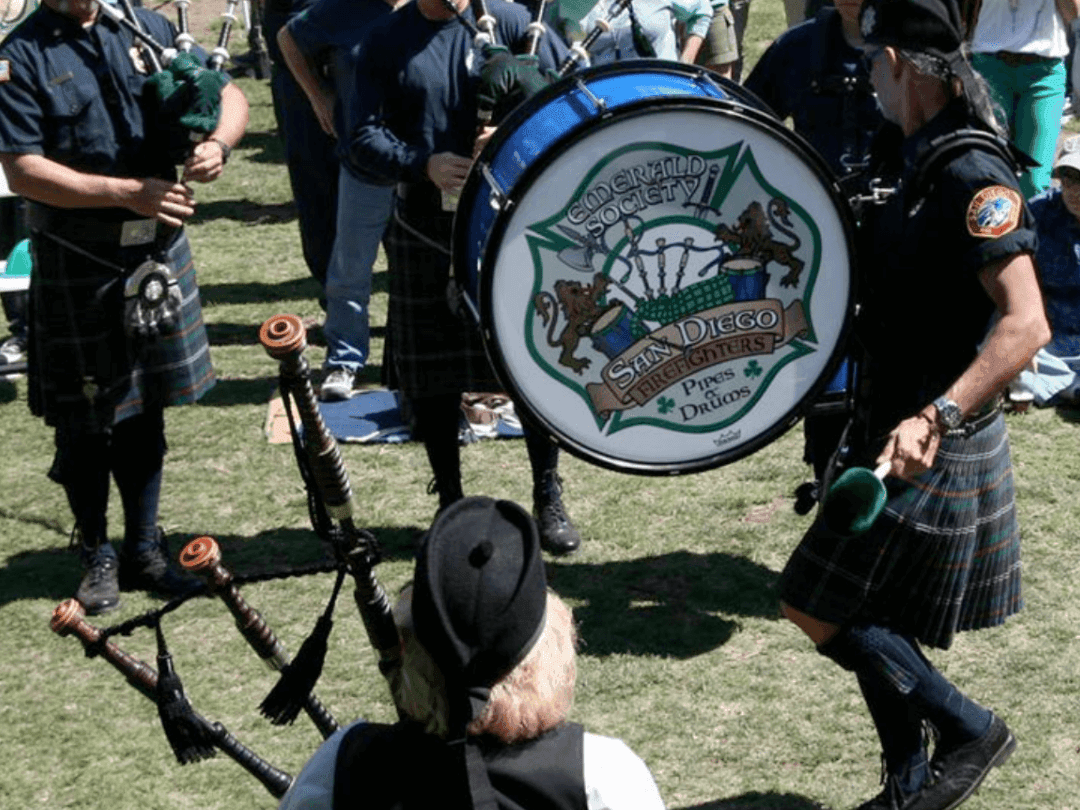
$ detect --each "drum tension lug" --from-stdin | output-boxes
[574,78,607,114]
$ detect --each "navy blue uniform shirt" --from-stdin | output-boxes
[286,0,393,183]
[347,1,568,185]
[744,8,880,178]
[0,4,208,181]
[859,100,1037,438]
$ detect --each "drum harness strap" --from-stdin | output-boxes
[836,128,1027,475]
[808,7,874,177]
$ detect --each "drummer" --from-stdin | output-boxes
[345,0,583,555]
[776,1,1049,808]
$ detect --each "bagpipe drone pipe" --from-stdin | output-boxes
[48,315,405,797]
[90,0,238,164]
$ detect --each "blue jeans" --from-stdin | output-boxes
[973,53,1067,199]
[323,169,395,373]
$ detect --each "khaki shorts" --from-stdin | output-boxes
[697,6,738,67]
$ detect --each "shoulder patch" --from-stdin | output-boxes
[966,185,1021,239]
[0,61,9,83]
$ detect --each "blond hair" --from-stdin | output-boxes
[391,587,577,744]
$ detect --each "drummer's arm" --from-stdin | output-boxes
[875,253,1049,480]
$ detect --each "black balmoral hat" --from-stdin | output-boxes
[859,0,964,59]
[412,496,547,711]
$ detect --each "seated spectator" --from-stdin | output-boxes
[277,497,666,810]
[575,0,713,65]
[1009,137,1080,406]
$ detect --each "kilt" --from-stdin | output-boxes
[779,411,1022,650]
[384,206,500,400]
[27,225,215,431]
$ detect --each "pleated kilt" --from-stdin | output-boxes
[384,205,500,400]
[27,226,215,431]
[779,411,1022,650]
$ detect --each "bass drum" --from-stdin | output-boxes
[453,60,857,475]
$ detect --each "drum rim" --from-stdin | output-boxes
[455,68,859,475]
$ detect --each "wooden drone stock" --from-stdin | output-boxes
[50,599,294,799]
[178,536,339,738]
[258,314,402,676]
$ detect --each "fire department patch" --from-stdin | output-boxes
[966,185,1021,238]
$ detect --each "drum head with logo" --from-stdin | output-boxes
[466,65,856,474]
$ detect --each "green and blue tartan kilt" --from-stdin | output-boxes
[779,412,1021,650]
[384,211,500,400]
[27,228,215,430]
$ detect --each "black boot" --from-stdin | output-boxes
[533,472,581,556]
[72,528,120,615]
[119,528,200,597]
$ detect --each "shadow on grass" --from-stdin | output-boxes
[199,269,387,307]
[674,793,824,810]
[200,275,321,306]
[241,129,286,165]
[549,550,780,659]
[0,375,18,404]
[188,197,296,227]
[0,522,422,611]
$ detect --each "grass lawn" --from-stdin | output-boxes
[0,2,1077,809]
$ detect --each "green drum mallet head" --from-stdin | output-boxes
[821,461,891,537]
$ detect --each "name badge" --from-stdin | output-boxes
[120,219,157,247]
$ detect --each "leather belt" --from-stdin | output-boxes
[994,51,1059,68]
[26,202,178,249]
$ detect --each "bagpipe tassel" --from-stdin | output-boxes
[259,567,345,726]
[154,621,217,764]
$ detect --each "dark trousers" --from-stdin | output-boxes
[269,64,340,289]
[50,407,167,559]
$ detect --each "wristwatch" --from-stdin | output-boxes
[211,137,231,165]
[932,396,963,431]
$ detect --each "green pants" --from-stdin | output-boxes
[972,53,1067,199]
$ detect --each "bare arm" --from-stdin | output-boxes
[876,252,1050,479]
[680,33,704,63]
[1056,0,1080,25]
[277,26,336,136]
[182,82,250,183]
[0,152,196,228]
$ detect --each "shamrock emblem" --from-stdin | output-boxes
[657,396,676,414]
[744,360,763,379]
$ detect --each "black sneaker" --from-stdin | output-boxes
[75,555,121,615]
[119,532,201,597]
[916,714,1016,810]
[534,473,581,556]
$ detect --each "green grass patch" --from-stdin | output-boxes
[1,3,1077,808]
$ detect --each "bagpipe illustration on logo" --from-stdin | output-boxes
[525,142,823,437]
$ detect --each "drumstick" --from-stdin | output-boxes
[179,536,340,739]
[50,599,295,798]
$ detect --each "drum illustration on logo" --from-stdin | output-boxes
[455,62,855,474]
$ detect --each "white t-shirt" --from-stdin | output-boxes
[970,0,1069,58]
[278,722,667,810]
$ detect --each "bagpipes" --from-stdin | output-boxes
[90,0,235,164]
[48,316,405,797]
[50,598,295,798]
